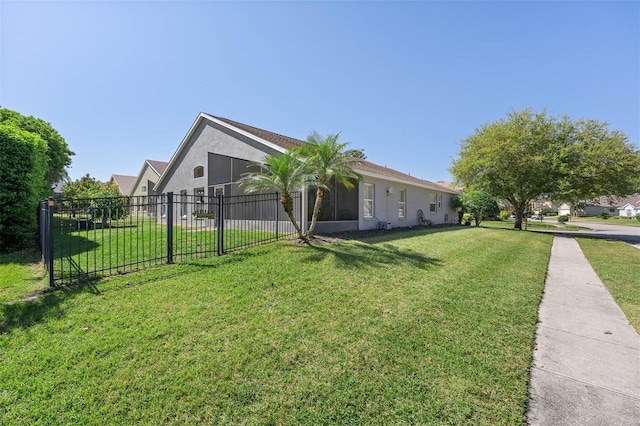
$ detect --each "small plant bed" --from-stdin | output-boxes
[577,238,640,332]
[1,228,552,424]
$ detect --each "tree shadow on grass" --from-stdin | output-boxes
[303,240,442,271]
[324,224,472,245]
[0,278,100,335]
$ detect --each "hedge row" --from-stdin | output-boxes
[0,123,48,251]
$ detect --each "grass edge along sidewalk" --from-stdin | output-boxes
[1,227,551,424]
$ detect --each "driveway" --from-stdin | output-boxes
[536,219,640,248]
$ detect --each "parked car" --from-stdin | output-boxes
[530,214,542,220]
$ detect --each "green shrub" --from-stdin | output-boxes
[0,124,48,251]
[499,210,511,220]
[636,215,640,222]
[598,211,610,220]
[557,215,569,223]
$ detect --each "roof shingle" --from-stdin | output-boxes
[204,113,456,194]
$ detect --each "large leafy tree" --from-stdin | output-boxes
[63,174,127,227]
[450,108,640,229]
[461,191,500,226]
[298,131,362,238]
[555,119,640,212]
[239,152,312,239]
[0,107,74,193]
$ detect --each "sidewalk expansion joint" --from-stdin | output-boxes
[532,366,640,401]
[537,324,640,351]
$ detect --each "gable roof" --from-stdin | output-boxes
[130,159,169,197]
[210,115,305,151]
[586,194,640,208]
[146,160,169,176]
[110,174,136,196]
[157,112,457,194]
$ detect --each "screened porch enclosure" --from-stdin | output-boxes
[307,179,359,233]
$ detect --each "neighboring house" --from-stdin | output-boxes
[558,203,571,216]
[559,195,640,217]
[616,194,640,218]
[109,174,137,197]
[155,112,458,233]
[130,159,169,216]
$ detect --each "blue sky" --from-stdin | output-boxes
[2,1,638,184]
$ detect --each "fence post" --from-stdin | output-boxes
[298,192,302,235]
[217,193,224,256]
[47,197,55,287]
[166,192,173,264]
[275,192,279,241]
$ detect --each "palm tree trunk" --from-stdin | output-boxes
[306,187,325,238]
[280,193,304,239]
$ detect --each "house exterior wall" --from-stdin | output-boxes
[618,204,639,217]
[357,177,456,230]
[157,120,281,197]
[131,164,160,198]
[558,203,571,216]
[158,116,458,233]
[584,205,617,216]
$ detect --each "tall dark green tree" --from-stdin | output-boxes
[450,108,640,230]
[0,107,74,194]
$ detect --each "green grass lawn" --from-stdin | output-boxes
[577,238,640,332]
[570,216,640,227]
[0,248,48,304]
[1,227,552,424]
[480,220,586,231]
[50,216,281,284]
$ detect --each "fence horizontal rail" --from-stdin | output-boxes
[39,191,301,286]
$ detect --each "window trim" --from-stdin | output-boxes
[429,193,437,213]
[438,194,442,211]
[363,183,375,219]
[398,188,406,218]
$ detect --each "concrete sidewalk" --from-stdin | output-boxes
[527,236,640,425]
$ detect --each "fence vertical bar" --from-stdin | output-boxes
[47,197,55,287]
[217,193,224,256]
[275,192,279,241]
[166,193,174,264]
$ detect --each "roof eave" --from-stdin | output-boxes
[358,169,459,194]
[156,113,289,189]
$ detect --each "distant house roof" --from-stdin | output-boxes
[157,112,457,194]
[129,159,169,197]
[110,174,136,196]
[585,194,640,208]
[146,160,169,176]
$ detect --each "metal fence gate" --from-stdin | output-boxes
[39,191,301,286]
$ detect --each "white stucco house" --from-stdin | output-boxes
[616,195,640,218]
[154,113,458,234]
[559,195,640,218]
[129,159,169,216]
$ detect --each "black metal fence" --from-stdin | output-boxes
[39,191,301,286]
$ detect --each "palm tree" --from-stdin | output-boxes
[300,131,362,238]
[239,151,312,240]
